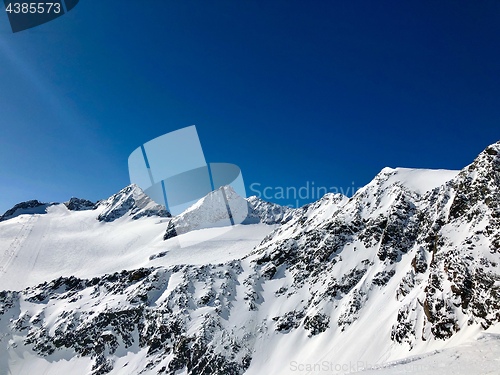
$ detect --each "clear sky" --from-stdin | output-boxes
[0,1,499,213]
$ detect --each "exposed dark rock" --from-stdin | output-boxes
[0,200,55,222]
[65,197,96,211]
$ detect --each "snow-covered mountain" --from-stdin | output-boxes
[0,200,58,222]
[0,184,283,291]
[0,142,499,375]
[164,186,294,240]
[97,184,171,222]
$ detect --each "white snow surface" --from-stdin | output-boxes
[0,203,276,291]
[363,167,459,196]
[350,328,500,375]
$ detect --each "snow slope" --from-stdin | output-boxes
[372,168,459,196]
[0,187,279,291]
[351,329,500,375]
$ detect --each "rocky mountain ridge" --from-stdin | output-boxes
[164,186,295,240]
[96,184,171,222]
[0,142,498,375]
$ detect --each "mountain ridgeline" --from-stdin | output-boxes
[0,142,498,375]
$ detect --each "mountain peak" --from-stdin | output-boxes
[464,140,500,173]
[244,195,295,225]
[0,200,56,222]
[97,184,170,222]
[485,140,500,154]
[64,197,96,211]
[446,140,500,222]
[164,186,293,240]
[360,167,460,197]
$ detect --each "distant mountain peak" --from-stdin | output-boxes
[0,200,56,222]
[244,194,295,225]
[97,184,171,222]
[64,197,96,211]
[163,185,293,240]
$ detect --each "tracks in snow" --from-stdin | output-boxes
[0,215,38,274]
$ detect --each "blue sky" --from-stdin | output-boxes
[0,1,499,213]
